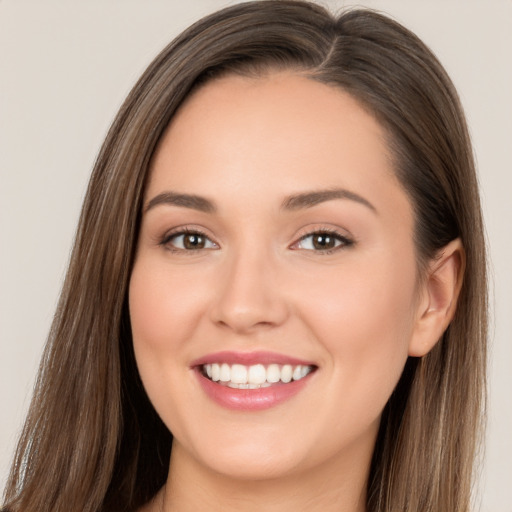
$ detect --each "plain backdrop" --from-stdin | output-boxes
[1,1,511,510]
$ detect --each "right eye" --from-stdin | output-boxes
[161,230,218,252]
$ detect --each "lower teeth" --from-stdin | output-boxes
[225,382,272,389]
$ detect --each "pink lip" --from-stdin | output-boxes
[195,370,313,411]
[191,351,317,411]
[190,350,315,367]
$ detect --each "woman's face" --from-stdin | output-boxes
[129,72,423,482]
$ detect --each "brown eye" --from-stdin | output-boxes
[163,231,217,251]
[312,233,337,250]
[295,231,352,252]
[183,233,206,249]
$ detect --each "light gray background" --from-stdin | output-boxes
[1,1,511,510]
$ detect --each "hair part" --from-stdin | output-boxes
[3,2,487,511]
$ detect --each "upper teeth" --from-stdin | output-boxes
[203,363,313,389]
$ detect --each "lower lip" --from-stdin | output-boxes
[195,370,312,411]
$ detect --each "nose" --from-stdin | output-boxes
[209,248,289,334]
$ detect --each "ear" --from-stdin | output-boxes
[408,238,465,357]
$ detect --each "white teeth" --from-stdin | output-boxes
[266,364,281,383]
[203,362,313,388]
[230,364,247,384]
[219,363,230,382]
[281,364,292,383]
[248,364,267,384]
[228,382,248,389]
[211,364,220,381]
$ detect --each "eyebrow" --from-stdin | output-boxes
[281,188,377,213]
[144,188,376,215]
[144,192,216,214]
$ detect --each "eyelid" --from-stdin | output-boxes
[290,227,355,253]
[160,226,219,252]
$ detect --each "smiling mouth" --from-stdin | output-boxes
[201,363,316,389]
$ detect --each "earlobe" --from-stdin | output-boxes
[408,238,465,357]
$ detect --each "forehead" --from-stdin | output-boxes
[147,71,411,225]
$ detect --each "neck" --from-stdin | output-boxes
[155,440,370,512]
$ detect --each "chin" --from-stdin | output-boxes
[203,449,305,481]
[175,426,310,481]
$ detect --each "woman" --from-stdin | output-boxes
[2,1,487,511]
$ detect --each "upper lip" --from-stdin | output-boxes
[190,350,317,368]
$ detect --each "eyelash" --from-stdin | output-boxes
[293,229,354,254]
[160,227,215,253]
[159,227,354,255]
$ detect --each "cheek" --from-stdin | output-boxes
[301,253,416,338]
[128,258,209,414]
[129,258,207,359]
[128,257,212,434]
[295,250,418,414]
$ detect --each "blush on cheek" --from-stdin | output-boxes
[129,277,163,349]
[129,266,191,348]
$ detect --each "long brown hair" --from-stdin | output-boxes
[2,2,487,511]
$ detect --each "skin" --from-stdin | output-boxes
[130,72,463,512]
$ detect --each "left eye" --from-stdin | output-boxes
[164,231,217,251]
[295,231,351,251]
